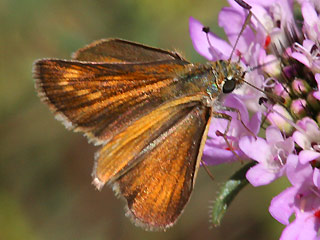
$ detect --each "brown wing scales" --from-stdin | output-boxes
[34,59,188,145]
[93,96,205,187]
[34,39,214,231]
[72,38,188,63]
[112,105,211,230]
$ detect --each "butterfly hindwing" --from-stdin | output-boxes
[92,96,206,187]
[111,104,212,230]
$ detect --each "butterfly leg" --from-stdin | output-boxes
[217,106,257,140]
[211,112,242,161]
[200,159,215,181]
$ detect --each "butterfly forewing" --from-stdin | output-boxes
[72,38,188,63]
[34,58,189,145]
[113,105,211,230]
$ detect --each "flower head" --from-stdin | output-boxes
[301,1,320,44]
[239,126,294,186]
[190,0,320,238]
[293,117,320,164]
[291,40,320,73]
[269,155,320,240]
[313,73,320,100]
[202,94,261,165]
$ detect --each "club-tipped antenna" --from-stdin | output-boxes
[242,79,284,104]
[243,58,283,104]
[234,0,252,10]
[228,0,253,61]
[202,26,221,60]
[244,59,280,73]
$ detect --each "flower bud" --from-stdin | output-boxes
[307,91,320,111]
[317,113,320,125]
[267,104,293,134]
[273,83,291,107]
[290,99,307,118]
[283,65,298,80]
[292,78,311,96]
[262,55,281,77]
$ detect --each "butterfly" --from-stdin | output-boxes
[33,37,246,230]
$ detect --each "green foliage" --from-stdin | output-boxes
[211,162,255,227]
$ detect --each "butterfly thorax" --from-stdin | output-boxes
[177,60,244,101]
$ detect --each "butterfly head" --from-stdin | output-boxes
[212,60,245,95]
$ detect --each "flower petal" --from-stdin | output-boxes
[239,136,271,163]
[207,117,228,138]
[315,73,320,86]
[247,111,262,135]
[202,145,237,165]
[224,94,249,123]
[189,17,232,61]
[313,73,320,100]
[267,104,293,134]
[218,7,254,52]
[291,52,311,67]
[266,125,284,143]
[302,1,318,28]
[292,131,310,149]
[280,213,317,240]
[313,168,320,189]
[286,154,313,186]
[299,150,320,164]
[281,137,295,154]
[269,187,296,225]
[246,164,278,186]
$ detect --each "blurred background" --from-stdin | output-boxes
[1,0,289,239]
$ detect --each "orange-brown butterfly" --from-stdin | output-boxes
[33,37,247,230]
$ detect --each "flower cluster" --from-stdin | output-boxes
[190,0,320,239]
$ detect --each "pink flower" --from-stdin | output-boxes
[313,74,320,100]
[190,1,320,238]
[202,94,261,165]
[301,1,320,43]
[293,117,320,164]
[189,17,232,61]
[269,155,320,239]
[239,126,294,186]
[291,40,320,73]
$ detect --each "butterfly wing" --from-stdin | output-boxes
[72,38,188,63]
[34,59,189,145]
[112,104,212,230]
[92,94,208,186]
[34,40,212,229]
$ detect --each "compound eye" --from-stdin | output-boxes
[222,79,236,93]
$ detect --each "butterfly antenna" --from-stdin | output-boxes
[228,10,253,61]
[202,26,221,61]
[234,0,252,9]
[228,0,254,61]
[245,59,280,73]
[242,58,284,104]
[242,78,284,104]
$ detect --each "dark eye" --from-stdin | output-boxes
[222,79,236,93]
